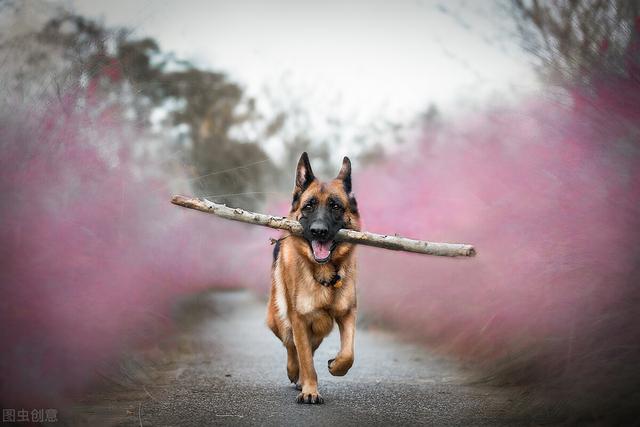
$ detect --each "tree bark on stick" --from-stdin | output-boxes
[171,195,476,258]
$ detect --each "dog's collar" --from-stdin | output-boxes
[318,273,342,288]
[316,264,343,288]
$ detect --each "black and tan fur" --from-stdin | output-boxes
[266,152,360,404]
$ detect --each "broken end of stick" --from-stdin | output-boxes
[466,246,477,257]
[171,195,189,206]
[171,195,214,212]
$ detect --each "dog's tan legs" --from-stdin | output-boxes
[328,308,356,376]
[291,314,323,404]
[291,336,323,390]
[285,343,299,384]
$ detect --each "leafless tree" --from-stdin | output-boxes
[512,0,640,84]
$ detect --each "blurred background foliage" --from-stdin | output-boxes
[0,0,408,210]
[4,0,637,211]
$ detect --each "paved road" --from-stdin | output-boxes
[71,290,549,426]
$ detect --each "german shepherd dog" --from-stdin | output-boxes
[266,152,360,404]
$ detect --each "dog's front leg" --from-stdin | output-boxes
[328,308,356,376]
[291,313,323,404]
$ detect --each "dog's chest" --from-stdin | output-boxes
[295,280,353,318]
[295,282,331,315]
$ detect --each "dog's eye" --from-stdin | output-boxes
[303,203,313,211]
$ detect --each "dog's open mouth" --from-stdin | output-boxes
[310,240,336,263]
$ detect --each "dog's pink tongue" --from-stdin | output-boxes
[311,240,331,259]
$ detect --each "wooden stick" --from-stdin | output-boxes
[171,195,476,257]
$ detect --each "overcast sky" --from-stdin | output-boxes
[65,0,539,159]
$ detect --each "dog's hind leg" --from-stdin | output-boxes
[311,335,324,354]
[286,341,299,385]
[309,311,333,355]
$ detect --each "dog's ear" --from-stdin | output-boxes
[292,152,315,211]
[295,152,315,191]
[336,156,352,194]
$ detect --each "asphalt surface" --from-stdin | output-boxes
[70,290,548,426]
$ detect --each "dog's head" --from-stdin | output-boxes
[290,152,360,264]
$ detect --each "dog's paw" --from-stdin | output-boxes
[296,391,324,404]
[328,356,353,376]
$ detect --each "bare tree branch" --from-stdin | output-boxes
[511,0,640,84]
[171,195,476,258]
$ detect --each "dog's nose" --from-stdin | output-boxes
[310,222,329,240]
